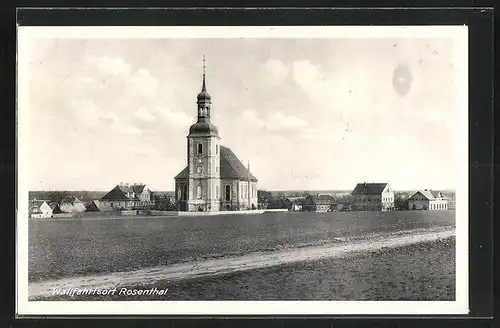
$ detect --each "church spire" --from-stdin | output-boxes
[197,55,211,121]
[201,54,207,92]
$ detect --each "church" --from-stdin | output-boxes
[174,60,258,212]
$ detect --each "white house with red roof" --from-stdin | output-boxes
[408,189,448,211]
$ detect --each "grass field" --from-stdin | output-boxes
[45,237,455,301]
[29,210,455,282]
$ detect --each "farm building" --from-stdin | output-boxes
[287,197,305,212]
[174,62,258,212]
[408,190,448,210]
[52,197,86,214]
[351,182,394,211]
[85,200,101,212]
[100,183,154,211]
[302,194,336,212]
[29,200,53,218]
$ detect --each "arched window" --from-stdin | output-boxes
[225,185,231,201]
[197,143,203,155]
[197,185,202,199]
[216,144,219,154]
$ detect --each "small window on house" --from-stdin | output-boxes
[197,185,202,199]
[197,143,203,155]
[216,145,219,154]
[225,185,231,201]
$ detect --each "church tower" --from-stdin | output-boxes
[186,56,221,212]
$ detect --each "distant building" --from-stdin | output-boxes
[408,190,448,210]
[29,200,53,218]
[100,183,153,211]
[287,197,305,212]
[351,182,394,211]
[85,200,101,212]
[302,194,336,212]
[174,61,258,212]
[52,197,86,214]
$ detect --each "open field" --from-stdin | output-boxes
[38,237,455,301]
[29,210,455,282]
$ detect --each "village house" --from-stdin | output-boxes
[85,200,101,212]
[52,197,86,214]
[408,189,448,210]
[99,183,153,211]
[302,194,336,212]
[351,182,394,211]
[29,200,53,218]
[286,196,305,212]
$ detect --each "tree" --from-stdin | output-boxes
[153,195,176,211]
[394,196,409,211]
[48,191,73,205]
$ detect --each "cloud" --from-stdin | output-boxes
[135,107,155,122]
[263,59,289,85]
[70,98,116,127]
[69,98,142,135]
[88,55,131,76]
[238,110,308,134]
[267,111,308,129]
[110,120,143,135]
[129,68,159,96]
[291,59,335,105]
[241,110,264,127]
[156,106,193,128]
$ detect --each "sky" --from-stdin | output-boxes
[23,35,462,191]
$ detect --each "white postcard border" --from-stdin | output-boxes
[16,25,469,316]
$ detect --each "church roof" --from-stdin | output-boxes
[189,121,219,137]
[352,182,388,195]
[174,145,258,182]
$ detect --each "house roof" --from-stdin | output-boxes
[116,184,147,194]
[174,145,258,182]
[57,202,86,213]
[410,190,445,200]
[30,200,48,208]
[101,185,141,201]
[352,183,388,195]
[306,194,336,205]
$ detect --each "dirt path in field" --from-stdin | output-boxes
[29,226,455,299]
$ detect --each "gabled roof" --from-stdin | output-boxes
[101,185,133,201]
[116,184,147,194]
[56,202,86,213]
[174,145,258,182]
[305,194,336,205]
[410,190,445,200]
[30,200,48,208]
[174,166,189,180]
[352,183,388,195]
[220,146,257,182]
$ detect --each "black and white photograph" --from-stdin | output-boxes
[17,25,468,315]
